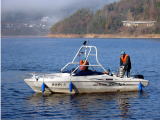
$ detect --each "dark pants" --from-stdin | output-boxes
[126,69,130,77]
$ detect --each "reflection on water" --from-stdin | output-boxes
[25,92,147,119]
[117,95,130,119]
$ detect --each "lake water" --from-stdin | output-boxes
[1,37,160,120]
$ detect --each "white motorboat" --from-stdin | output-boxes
[24,42,149,94]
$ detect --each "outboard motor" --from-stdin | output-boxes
[133,74,144,79]
[119,66,125,78]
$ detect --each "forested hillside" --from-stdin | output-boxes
[51,0,160,34]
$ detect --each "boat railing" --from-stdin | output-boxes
[31,72,69,79]
[61,45,108,73]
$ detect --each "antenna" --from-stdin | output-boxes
[82,40,90,46]
[83,41,87,46]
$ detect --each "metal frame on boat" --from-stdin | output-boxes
[61,45,107,74]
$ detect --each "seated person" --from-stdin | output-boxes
[79,60,89,71]
[74,60,103,76]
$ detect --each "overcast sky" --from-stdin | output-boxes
[2,0,118,23]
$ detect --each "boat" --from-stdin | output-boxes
[24,41,149,94]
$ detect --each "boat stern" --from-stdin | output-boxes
[140,79,149,87]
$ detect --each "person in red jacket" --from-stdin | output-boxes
[79,60,89,70]
[120,51,131,77]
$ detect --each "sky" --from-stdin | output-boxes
[2,0,118,24]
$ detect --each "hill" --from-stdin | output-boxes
[50,0,160,35]
[2,0,119,36]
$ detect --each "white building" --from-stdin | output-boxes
[122,21,156,27]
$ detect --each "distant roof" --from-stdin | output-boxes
[122,21,156,24]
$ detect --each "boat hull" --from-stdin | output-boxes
[24,73,149,94]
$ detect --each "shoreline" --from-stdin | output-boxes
[1,34,160,38]
[47,34,160,38]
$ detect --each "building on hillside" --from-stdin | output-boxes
[122,21,156,27]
